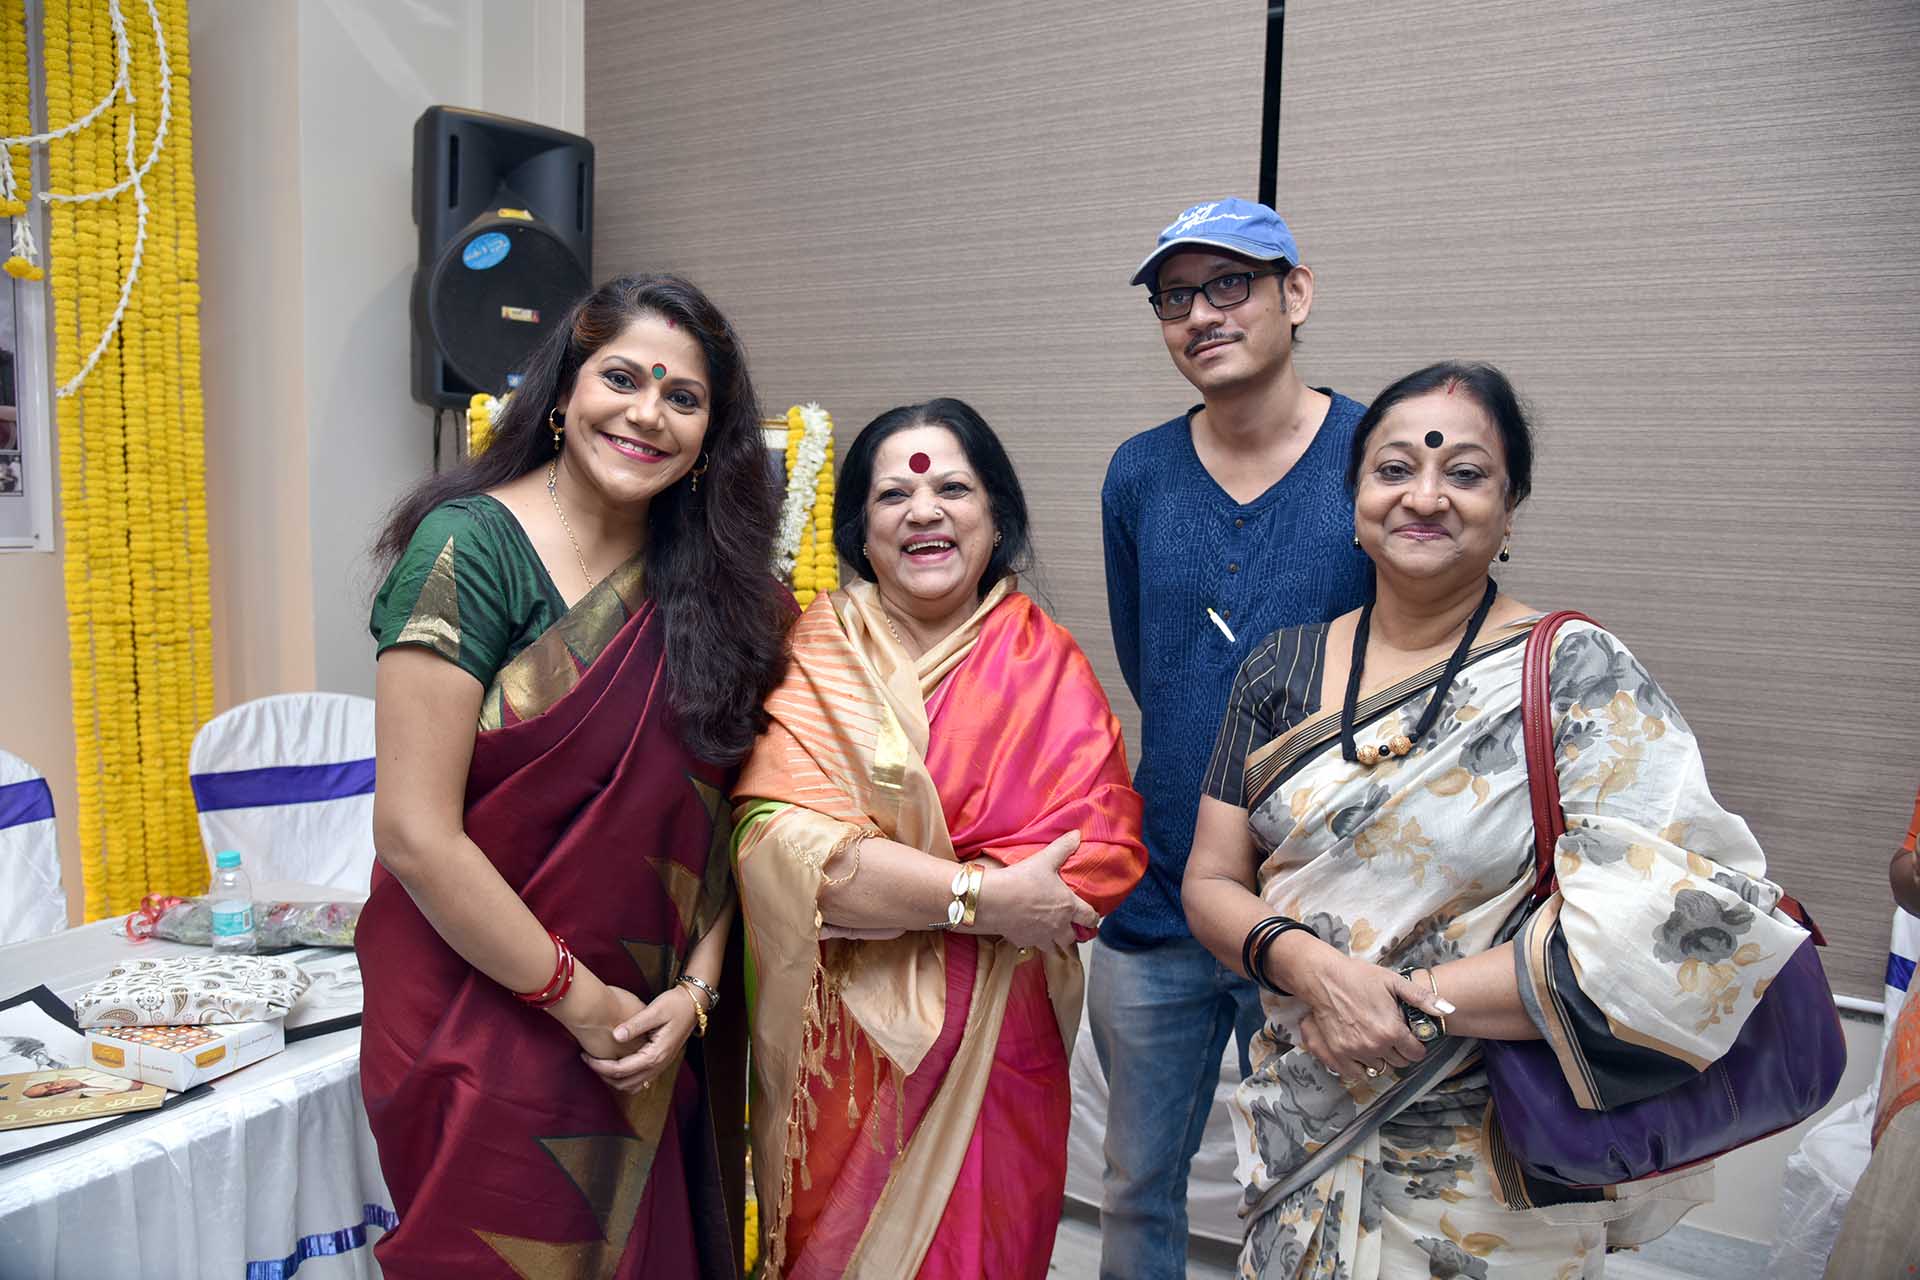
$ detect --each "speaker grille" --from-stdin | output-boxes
[426,223,590,395]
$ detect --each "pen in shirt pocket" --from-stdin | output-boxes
[1207,608,1236,643]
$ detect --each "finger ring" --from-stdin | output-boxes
[1363,1065,1380,1078]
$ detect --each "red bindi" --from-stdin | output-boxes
[909,452,931,473]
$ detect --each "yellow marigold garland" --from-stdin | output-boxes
[781,404,837,608]
[467,391,501,456]
[21,0,212,916]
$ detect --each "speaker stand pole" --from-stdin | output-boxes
[431,408,444,473]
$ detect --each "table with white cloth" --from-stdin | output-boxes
[0,884,388,1280]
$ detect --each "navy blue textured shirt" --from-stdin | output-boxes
[1099,392,1373,949]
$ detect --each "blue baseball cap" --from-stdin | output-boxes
[1130,198,1302,288]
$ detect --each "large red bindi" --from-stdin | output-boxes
[909,452,931,474]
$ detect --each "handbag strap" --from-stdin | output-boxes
[1520,611,1596,903]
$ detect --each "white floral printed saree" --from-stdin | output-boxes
[1222,617,1808,1280]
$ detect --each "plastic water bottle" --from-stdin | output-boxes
[209,849,257,954]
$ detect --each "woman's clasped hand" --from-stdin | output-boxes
[971,830,1100,952]
[1282,942,1451,1079]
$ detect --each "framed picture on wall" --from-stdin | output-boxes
[1,2,56,554]
[0,210,55,553]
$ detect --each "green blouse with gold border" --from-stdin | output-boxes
[370,494,569,694]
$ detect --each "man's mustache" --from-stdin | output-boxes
[1186,329,1241,357]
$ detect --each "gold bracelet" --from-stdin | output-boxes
[679,982,709,1038]
[960,863,985,928]
[1421,967,1447,1035]
[820,824,881,888]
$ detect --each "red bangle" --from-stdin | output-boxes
[513,931,575,1008]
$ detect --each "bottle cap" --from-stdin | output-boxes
[215,849,242,869]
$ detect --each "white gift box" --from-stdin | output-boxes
[86,1019,285,1091]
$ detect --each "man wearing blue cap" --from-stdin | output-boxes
[1090,198,1374,1277]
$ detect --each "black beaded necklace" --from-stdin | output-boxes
[1339,577,1499,766]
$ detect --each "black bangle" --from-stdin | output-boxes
[1240,915,1290,986]
[1241,915,1317,996]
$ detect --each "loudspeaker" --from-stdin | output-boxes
[410,106,594,409]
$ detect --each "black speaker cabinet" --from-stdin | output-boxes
[410,106,594,409]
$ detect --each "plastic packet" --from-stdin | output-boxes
[123,894,360,950]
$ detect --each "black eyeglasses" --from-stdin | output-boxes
[1148,267,1283,322]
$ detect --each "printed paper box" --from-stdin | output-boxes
[86,1019,285,1091]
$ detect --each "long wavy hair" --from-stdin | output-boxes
[375,273,790,763]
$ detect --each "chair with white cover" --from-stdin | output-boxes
[0,749,67,943]
[188,693,378,893]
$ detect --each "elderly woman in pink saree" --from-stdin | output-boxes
[733,399,1148,1278]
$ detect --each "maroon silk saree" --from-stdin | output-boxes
[358,561,741,1279]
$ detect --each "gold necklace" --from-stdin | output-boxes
[878,605,907,648]
[546,458,595,590]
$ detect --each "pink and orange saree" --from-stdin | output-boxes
[733,579,1146,1278]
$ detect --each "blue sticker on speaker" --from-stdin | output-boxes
[462,232,511,270]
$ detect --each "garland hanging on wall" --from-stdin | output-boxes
[3,0,212,918]
[777,403,836,608]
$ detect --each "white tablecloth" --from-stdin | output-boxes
[0,886,389,1279]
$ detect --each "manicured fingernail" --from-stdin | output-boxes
[1435,999,1457,1015]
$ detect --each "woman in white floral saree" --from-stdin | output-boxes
[1183,363,1809,1280]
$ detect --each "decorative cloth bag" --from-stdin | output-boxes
[73,954,311,1028]
[1482,611,1847,1189]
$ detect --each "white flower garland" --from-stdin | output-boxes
[1,0,174,398]
[774,401,832,578]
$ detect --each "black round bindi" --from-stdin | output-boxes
[1423,430,1445,449]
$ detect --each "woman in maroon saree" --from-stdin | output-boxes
[358,274,790,1278]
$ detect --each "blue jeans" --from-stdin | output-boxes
[1086,934,1265,1280]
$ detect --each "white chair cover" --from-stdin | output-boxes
[189,694,377,894]
[0,749,66,943]
[1767,908,1920,1278]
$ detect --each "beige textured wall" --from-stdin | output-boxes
[1274,0,1920,998]
[585,0,1267,748]
[586,0,1918,999]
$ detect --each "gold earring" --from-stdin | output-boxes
[1498,542,1512,563]
[549,407,564,451]
[688,452,710,492]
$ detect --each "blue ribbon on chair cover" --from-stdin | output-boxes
[189,760,376,812]
[1889,952,1916,995]
[0,777,54,830]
